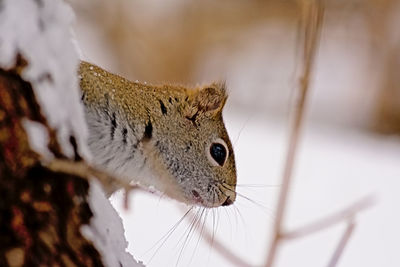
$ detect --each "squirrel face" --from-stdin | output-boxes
[145,84,237,207]
[80,61,237,208]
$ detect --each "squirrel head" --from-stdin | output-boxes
[79,61,236,208]
[143,82,237,208]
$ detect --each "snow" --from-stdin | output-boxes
[22,119,54,160]
[82,181,144,267]
[0,0,142,266]
[0,0,89,160]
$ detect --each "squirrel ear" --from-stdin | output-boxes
[194,82,227,115]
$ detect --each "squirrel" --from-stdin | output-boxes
[78,61,236,208]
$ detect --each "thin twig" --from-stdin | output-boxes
[265,1,324,266]
[283,195,374,240]
[44,158,135,208]
[327,220,356,267]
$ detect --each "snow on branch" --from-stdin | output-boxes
[0,0,143,266]
[0,0,88,159]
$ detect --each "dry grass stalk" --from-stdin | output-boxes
[283,195,374,240]
[265,0,324,266]
[200,231,252,267]
[326,220,356,267]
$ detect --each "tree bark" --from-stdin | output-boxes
[0,61,104,267]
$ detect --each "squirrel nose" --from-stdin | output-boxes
[222,197,233,206]
[221,189,236,206]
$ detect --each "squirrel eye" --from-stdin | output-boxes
[207,139,229,166]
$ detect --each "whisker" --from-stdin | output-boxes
[175,207,203,266]
[206,208,216,265]
[233,115,252,147]
[223,207,233,239]
[207,192,218,264]
[233,204,247,230]
[181,203,253,267]
[220,183,275,218]
[236,183,281,188]
[175,207,200,249]
[231,204,239,233]
[188,208,208,266]
[144,206,193,264]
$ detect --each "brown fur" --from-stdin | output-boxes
[79,61,236,207]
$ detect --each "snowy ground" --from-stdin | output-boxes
[111,111,400,267]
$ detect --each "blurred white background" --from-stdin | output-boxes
[68,0,400,266]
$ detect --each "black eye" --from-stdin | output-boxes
[210,143,227,166]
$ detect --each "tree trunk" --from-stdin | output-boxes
[0,0,141,266]
[0,61,105,267]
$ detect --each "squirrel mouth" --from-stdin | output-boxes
[191,190,204,205]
